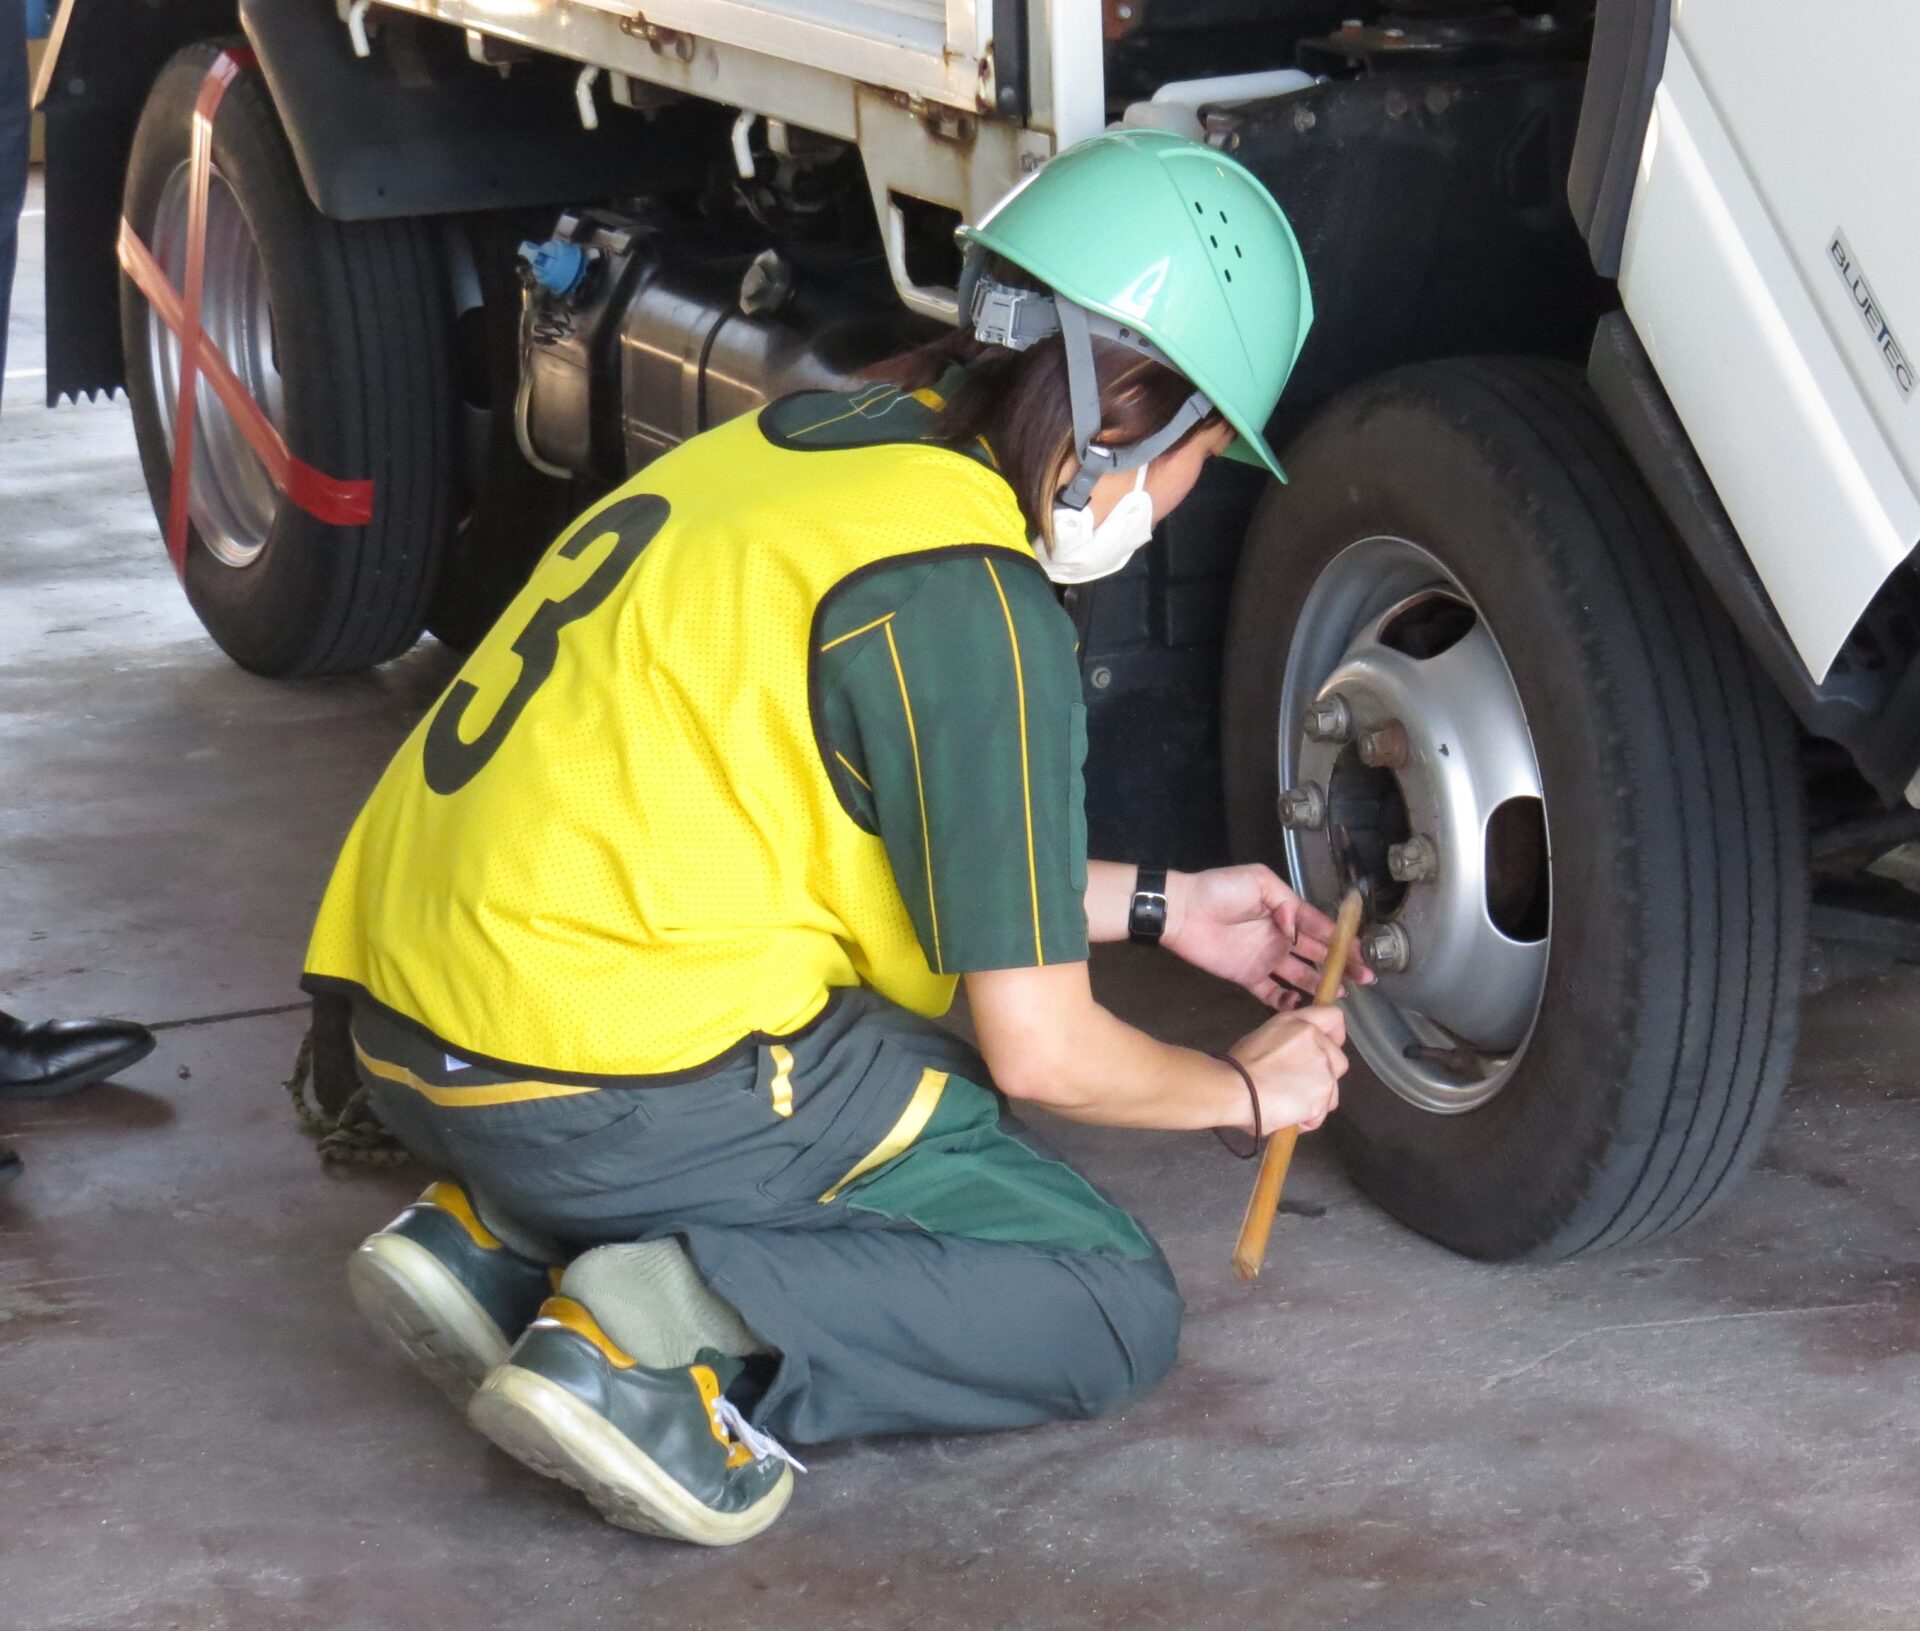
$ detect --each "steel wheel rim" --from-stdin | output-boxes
[1278,536,1552,1114]
[146,161,284,569]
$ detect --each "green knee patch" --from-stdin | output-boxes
[842,1077,1156,1260]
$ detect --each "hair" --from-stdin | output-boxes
[868,259,1217,541]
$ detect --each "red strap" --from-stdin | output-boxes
[117,46,374,579]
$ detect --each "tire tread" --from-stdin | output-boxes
[119,43,453,678]
[1222,354,1807,1260]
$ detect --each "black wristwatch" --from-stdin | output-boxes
[1128,867,1170,945]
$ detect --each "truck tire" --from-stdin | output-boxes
[119,43,453,677]
[1222,358,1808,1261]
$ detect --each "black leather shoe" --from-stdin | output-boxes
[0,1011,156,1100]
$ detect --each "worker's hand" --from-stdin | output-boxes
[1227,1005,1349,1133]
[1163,864,1374,1008]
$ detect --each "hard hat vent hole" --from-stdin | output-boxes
[1210,234,1219,248]
[1194,200,1205,215]
[1235,244,1243,258]
[1223,269,1233,282]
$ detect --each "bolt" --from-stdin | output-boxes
[1360,922,1411,973]
[1277,782,1326,831]
[739,248,795,316]
[1302,694,1354,744]
[1357,719,1411,770]
[1387,834,1440,884]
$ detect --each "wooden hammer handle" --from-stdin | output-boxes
[1230,887,1365,1283]
[1231,1127,1299,1283]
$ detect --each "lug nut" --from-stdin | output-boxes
[1302,694,1353,744]
[1387,834,1440,884]
[1360,922,1412,973]
[1277,782,1326,831]
[1357,719,1411,770]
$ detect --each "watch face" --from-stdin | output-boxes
[1130,891,1168,942]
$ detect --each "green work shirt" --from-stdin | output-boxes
[766,384,1092,975]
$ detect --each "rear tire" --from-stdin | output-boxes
[1223,358,1808,1260]
[120,43,453,677]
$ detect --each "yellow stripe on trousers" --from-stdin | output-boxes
[353,1040,600,1106]
[769,1044,796,1117]
[818,1068,949,1203]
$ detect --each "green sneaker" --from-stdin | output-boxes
[468,1295,798,1546]
[347,1181,558,1404]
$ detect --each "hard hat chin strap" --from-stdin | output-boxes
[966,267,1215,512]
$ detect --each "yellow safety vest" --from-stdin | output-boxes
[304,402,1034,1078]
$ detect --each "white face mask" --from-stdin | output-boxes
[1038,466,1156,585]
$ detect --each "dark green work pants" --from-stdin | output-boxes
[355,988,1183,1445]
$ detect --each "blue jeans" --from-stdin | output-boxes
[1,0,28,406]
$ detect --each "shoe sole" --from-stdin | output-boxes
[347,1233,509,1405]
[468,1364,792,1547]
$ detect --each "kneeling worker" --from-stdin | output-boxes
[305,130,1359,1546]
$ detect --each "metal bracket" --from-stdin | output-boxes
[464,28,529,75]
[344,0,374,59]
[730,109,759,180]
[574,65,601,130]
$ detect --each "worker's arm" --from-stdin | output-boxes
[966,960,1347,1133]
[1084,860,1373,1008]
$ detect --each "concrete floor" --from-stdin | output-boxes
[5,184,1920,1631]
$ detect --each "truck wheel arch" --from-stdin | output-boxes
[1567,0,1670,279]
[37,0,718,401]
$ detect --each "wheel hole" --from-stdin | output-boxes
[1486,797,1549,942]
[1380,591,1476,659]
[1328,747,1413,918]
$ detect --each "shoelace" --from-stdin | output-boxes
[712,1395,808,1474]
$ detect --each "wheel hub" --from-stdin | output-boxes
[146,161,285,570]
[1280,540,1552,1113]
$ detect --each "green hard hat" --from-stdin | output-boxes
[958,128,1313,484]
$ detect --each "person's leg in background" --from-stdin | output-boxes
[0,17,164,1173]
[0,6,160,1192]
[0,0,29,404]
